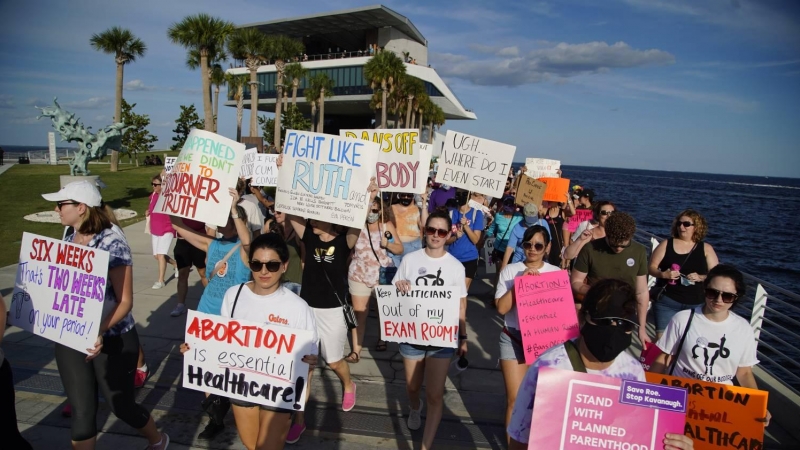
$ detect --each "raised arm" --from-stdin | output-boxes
[171,216,213,252]
[563,228,592,260]
[229,188,252,265]
[347,177,379,249]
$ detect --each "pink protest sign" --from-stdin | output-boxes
[515,270,580,364]
[529,367,687,449]
[567,209,594,233]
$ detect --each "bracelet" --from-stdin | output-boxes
[231,213,240,219]
[459,335,468,341]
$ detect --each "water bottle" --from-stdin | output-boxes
[669,264,680,285]
[384,231,394,243]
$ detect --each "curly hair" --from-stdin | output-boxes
[604,212,636,243]
[670,209,708,242]
[582,279,637,322]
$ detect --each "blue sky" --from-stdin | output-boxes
[1,0,798,177]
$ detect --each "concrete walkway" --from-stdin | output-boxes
[0,162,16,176]
[2,220,798,449]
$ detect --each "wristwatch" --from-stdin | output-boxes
[231,213,240,219]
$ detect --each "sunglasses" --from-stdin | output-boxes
[599,210,614,216]
[425,226,449,238]
[594,317,638,333]
[679,221,695,228]
[398,195,413,200]
[522,242,546,251]
[370,208,380,213]
[607,239,631,249]
[704,288,738,303]
[152,183,161,187]
[248,260,282,273]
[56,201,79,210]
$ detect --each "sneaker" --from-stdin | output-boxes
[342,381,357,412]
[197,421,225,440]
[173,266,179,280]
[143,432,170,450]
[170,304,186,317]
[407,400,423,431]
[134,367,149,388]
[285,423,306,444]
[61,403,72,417]
[152,281,165,289]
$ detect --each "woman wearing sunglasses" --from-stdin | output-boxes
[393,210,468,450]
[170,188,252,440]
[345,197,403,363]
[147,174,178,290]
[649,265,768,424]
[508,279,695,450]
[648,210,718,340]
[263,211,303,295]
[494,225,559,442]
[181,233,319,450]
[562,200,615,262]
[446,189,486,291]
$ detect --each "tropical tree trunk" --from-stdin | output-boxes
[291,80,299,107]
[380,80,387,129]
[247,58,259,137]
[405,96,413,130]
[418,111,423,134]
[310,101,317,132]
[236,84,244,142]
[110,60,124,172]
[317,88,325,133]
[200,49,214,131]
[273,60,285,150]
[213,85,220,133]
[428,119,434,143]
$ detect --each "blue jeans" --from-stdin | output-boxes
[653,294,699,333]
[391,238,422,268]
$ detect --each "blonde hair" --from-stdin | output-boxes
[670,209,708,242]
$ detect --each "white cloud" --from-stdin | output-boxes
[10,116,40,125]
[61,97,112,109]
[124,79,156,91]
[434,41,675,86]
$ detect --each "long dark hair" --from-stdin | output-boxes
[248,233,289,263]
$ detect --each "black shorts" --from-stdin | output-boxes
[174,239,206,270]
[461,258,479,279]
[229,397,293,414]
[491,249,511,266]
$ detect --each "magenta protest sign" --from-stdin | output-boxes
[529,367,687,449]
[515,270,579,364]
[567,209,594,233]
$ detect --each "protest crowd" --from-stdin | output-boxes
[2,129,770,450]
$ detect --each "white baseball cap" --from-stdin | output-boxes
[42,180,102,207]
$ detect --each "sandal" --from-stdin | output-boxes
[374,340,387,352]
[345,351,360,364]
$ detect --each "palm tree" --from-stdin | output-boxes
[265,35,304,150]
[304,83,320,132]
[309,73,335,133]
[168,14,234,130]
[225,73,247,141]
[284,62,308,108]
[429,104,446,144]
[186,48,227,132]
[364,50,406,129]
[227,28,268,138]
[210,64,225,132]
[399,75,425,128]
[417,97,435,136]
[90,27,146,172]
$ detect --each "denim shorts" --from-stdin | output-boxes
[653,294,699,333]
[399,343,455,360]
[499,327,525,362]
[391,239,423,268]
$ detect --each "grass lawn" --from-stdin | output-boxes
[0,155,179,268]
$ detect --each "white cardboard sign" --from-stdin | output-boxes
[276,130,379,229]
[524,158,560,179]
[435,130,516,198]
[183,310,316,411]
[10,233,110,354]
[482,237,497,274]
[340,129,431,194]
[153,129,245,228]
[251,154,279,187]
[239,148,258,179]
[375,285,461,348]
[164,156,177,173]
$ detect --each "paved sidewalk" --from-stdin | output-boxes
[0,162,16,176]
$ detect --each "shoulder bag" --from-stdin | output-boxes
[322,265,357,330]
[564,339,587,373]
[367,226,397,285]
[649,242,697,302]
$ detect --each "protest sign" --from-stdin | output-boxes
[375,285,460,348]
[183,310,316,411]
[276,130,378,229]
[436,130,516,198]
[645,373,768,450]
[567,209,594,233]
[340,129,430,194]
[9,233,109,354]
[239,148,258,179]
[482,237,496,274]
[164,156,177,173]
[539,177,571,203]
[515,270,579,364]
[530,367,687,448]
[153,129,245,228]
[514,174,547,207]
[251,154,278,187]
[525,158,560,179]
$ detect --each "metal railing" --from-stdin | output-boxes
[635,229,800,395]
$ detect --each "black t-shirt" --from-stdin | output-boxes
[301,226,351,309]
[545,214,565,266]
[656,238,708,305]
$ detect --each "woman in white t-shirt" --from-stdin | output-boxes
[650,264,770,425]
[494,224,559,441]
[181,233,319,450]
[393,209,468,450]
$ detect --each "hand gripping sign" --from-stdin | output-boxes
[375,285,460,348]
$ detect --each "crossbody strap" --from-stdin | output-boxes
[367,226,385,268]
[230,283,246,318]
[564,339,587,373]
[668,308,696,376]
[321,265,348,308]
[208,242,241,281]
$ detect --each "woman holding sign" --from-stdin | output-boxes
[446,189,485,291]
[345,197,403,363]
[147,174,178,290]
[42,181,169,450]
[180,233,320,449]
[393,209,468,450]
[562,200,615,261]
[494,225,559,440]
